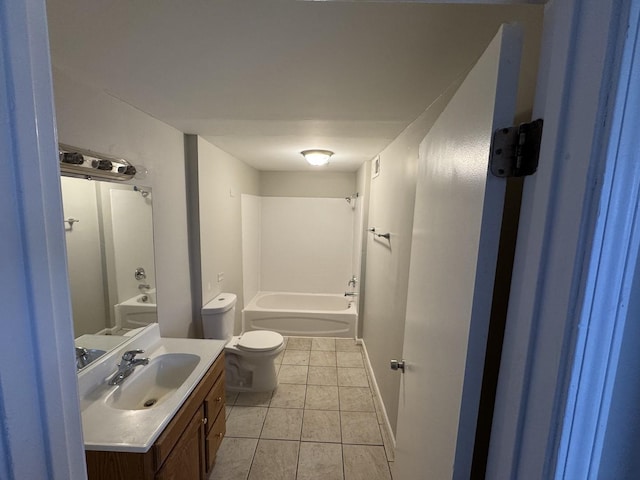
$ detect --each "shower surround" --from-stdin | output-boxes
[241,195,359,336]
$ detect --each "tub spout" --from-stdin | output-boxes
[344,292,358,297]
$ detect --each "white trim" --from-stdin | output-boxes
[371,155,381,179]
[360,339,397,452]
[556,0,640,476]
[0,0,86,478]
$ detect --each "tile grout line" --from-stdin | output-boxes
[244,438,259,480]
[342,440,347,480]
[294,436,301,479]
[247,399,271,478]
[290,336,308,479]
[339,355,345,476]
[340,387,346,480]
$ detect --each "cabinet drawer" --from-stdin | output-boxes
[205,407,226,473]
[204,373,225,433]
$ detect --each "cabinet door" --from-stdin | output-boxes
[204,372,225,435]
[205,407,226,474]
[156,408,205,480]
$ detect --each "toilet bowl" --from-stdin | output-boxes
[201,293,284,392]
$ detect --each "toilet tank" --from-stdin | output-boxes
[202,293,237,341]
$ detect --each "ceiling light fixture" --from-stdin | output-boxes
[301,149,333,166]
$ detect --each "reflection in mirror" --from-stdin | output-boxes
[61,177,157,369]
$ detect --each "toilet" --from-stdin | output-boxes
[201,293,284,392]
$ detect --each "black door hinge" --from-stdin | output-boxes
[490,119,543,178]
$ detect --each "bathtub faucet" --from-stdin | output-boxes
[344,292,358,297]
[347,275,358,287]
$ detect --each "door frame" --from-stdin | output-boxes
[555,0,640,476]
[487,0,638,478]
[0,0,86,478]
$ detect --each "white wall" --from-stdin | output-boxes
[53,67,193,337]
[361,20,542,438]
[197,137,260,334]
[261,171,356,198]
[362,85,459,435]
[60,177,108,336]
[260,197,354,294]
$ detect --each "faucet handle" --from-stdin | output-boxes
[122,349,145,361]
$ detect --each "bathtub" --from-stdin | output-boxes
[243,292,357,338]
[113,291,158,331]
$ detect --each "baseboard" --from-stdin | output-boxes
[358,338,396,452]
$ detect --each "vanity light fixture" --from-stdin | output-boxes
[301,149,333,166]
[59,144,137,181]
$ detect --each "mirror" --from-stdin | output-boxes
[60,176,157,368]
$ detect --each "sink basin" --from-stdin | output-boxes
[79,324,227,452]
[105,353,200,411]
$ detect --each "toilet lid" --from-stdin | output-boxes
[237,331,283,352]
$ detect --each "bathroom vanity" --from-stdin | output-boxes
[78,325,226,480]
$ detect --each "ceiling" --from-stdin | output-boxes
[46,1,543,172]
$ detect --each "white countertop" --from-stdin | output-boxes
[78,324,225,452]
[75,334,127,352]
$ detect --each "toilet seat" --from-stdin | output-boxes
[236,331,283,352]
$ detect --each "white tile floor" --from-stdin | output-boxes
[210,337,394,480]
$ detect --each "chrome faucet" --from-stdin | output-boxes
[344,292,358,297]
[75,347,89,370]
[138,283,151,291]
[348,275,358,287]
[108,349,149,385]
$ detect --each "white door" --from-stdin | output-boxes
[394,25,522,480]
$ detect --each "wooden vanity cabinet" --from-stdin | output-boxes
[204,368,226,472]
[85,352,226,480]
[156,407,205,480]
